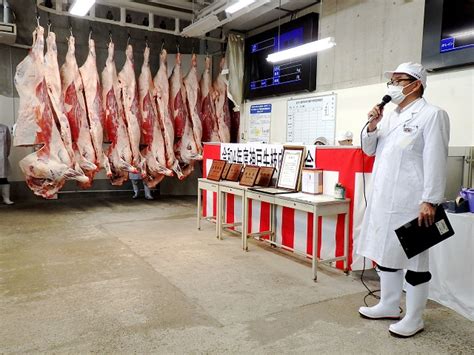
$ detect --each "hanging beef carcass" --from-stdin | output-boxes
[15,26,88,198]
[102,41,137,185]
[60,34,97,187]
[153,49,183,179]
[138,46,173,187]
[118,44,145,176]
[199,56,220,143]
[169,52,202,178]
[79,37,112,177]
[213,57,231,143]
[44,29,75,161]
[183,53,203,154]
[14,28,47,146]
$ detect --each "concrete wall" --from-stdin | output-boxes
[240,0,474,147]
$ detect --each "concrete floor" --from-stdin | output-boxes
[0,196,472,354]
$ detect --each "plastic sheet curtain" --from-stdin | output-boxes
[226,33,244,111]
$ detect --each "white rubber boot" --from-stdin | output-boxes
[131,180,139,199]
[389,282,429,338]
[359,269,403,320]
[144,184,154,200]
[1,184,14,205]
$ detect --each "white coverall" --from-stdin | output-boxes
[357,98,450,271]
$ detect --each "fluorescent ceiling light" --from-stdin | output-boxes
[181,14,221,37]
[225,0,256,14]
[266,37,336,63]
[69,0,96,16]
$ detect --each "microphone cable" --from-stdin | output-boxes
[359,120,381,306]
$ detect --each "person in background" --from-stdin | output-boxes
[357,62,450,338]
[337,131,354,146]
[130,172,154,200]
[0,123,14,205]
[314,136,328,145]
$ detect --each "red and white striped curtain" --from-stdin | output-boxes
[201,143,376,271]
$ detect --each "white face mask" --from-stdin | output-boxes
[385,82,416,105]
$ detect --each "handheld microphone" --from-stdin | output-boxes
[368,95,392,122]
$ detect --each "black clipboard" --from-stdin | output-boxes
[395,207,455,259]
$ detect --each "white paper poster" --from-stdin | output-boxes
[287,94,337,144]
[249,104,272,143]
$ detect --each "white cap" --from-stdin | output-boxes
[337,131,353,142]
[384,62,427,88]
[314,136,328,145]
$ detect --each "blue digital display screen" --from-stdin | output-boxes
[244,13,318,100]
[439,0,474,53]
[248,27,305,91]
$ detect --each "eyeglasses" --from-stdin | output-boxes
[386,78,416,88]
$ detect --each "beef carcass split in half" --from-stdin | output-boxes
[44,29,75,162]
[153,49,183,179]
[60,34,98,188]
[118,44,146,176]
[138,46,173,187]
[102,40,137,185]
[14,27,48,147]
[79,37,112,177]
[213,57,231,143]
[184,53,203,154]
[169,52,202,178]
[199,56,220,143]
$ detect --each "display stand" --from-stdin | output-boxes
[243,190,350,281]
[218,181,249,245]
[197,178,220,237]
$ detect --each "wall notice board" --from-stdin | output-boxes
[286,94,337,144]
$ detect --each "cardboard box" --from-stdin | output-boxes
[302,169,323,194]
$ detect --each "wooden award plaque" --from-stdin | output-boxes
[226,163,243,182]
[207,160,226,181]
[255,166,275,187]
[221,162,232,180]
[239,166,260,187]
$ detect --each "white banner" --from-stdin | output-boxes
[220,143,316,174]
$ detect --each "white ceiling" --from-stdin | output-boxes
[129,0,319,33]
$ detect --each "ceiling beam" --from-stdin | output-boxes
[140,0,198,12]
[97,0,194,21]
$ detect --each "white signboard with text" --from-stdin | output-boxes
[220,143,316,176]
[287,94,337,144]
[248,104,272,143]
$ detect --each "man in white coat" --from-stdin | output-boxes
[357,62,450,338]
[0,123,14,205]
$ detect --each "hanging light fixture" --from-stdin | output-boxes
[266,37,336,63]
[266,0,335,64]
[69,0,96,16]
[225,0,256,14]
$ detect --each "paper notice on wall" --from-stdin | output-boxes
[287,94,337,144]
[249,104,271,143]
